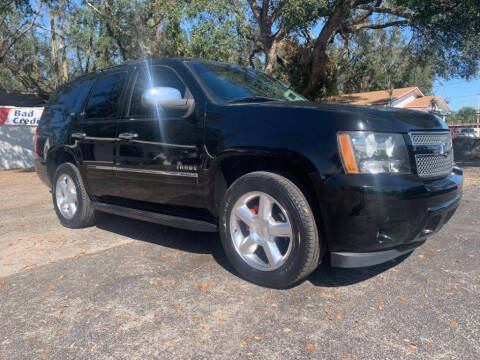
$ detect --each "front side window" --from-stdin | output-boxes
[85,72,127,119]
[129,66,186,117]
[187,61,306,103]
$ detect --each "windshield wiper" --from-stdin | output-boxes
[228,96,280,103]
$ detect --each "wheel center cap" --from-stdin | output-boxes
[254,220,269,240]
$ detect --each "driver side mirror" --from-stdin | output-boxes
[141,87,194,114]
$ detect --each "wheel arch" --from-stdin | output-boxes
[210,149,325,231]
[46,146,79,181]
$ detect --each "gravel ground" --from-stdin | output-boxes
[0,164,479,360]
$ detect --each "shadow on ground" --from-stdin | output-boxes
[94,211,409,289]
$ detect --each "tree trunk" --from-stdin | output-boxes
[49,11,58,88]
[60,35,68,84]
[264,40,277,75]
[302,0,356,96]
[303,44,329,96]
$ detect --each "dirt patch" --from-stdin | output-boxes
[0,170,133,277]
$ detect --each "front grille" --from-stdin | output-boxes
[410,133,451,145]
[410,132,453,178]
[415,152,454,178]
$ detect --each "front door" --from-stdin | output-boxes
[72,70,130,197]
[112,65,204,208]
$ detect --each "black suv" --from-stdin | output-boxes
[35,59,463,288]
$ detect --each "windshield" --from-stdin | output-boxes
[461,128,475,133]
[187,61,306,103]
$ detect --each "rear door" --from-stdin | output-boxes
[71,70,131,197]
[112,64,204,208]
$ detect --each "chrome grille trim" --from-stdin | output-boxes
[409,131,453,178]
[410,132,451,146]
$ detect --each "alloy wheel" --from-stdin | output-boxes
[55,174,78,219]
[229,191,293,271]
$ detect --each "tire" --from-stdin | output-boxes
[219,171,321,288]
[52,162,96,228]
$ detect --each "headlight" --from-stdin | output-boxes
[337,132,410,174]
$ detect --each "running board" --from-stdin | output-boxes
[91,202,218,232]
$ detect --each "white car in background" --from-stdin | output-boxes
[459,128,477,138]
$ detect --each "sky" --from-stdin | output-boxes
[432,78,480,112]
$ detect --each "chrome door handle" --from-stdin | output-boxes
[72,132,86,139]
[118,132,139,140]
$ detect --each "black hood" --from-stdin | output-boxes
[243,101,449,133]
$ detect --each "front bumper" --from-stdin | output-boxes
[317,167,463,267]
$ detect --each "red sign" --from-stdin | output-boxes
[0,107,11,125]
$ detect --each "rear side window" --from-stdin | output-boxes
[129,66,186,117]
[41,76,95,126]
[85,71,128,119]
[46,77,95,112]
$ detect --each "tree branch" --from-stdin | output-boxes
[352,20,410,31]
[355,5,413,19]
[0,3,42,62]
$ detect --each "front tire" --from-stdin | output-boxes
[219,171,321,288]
[52,162,96,228]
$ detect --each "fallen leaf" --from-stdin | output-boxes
[305,343,316,350]
[283,328,291,333]
[333,293,339,299]
[196,281,213,291]
[56,330,66,335]
[418,254,425,259]
[450,320,456,326]
[149,279,160,286]
[164,341,174,347]
[333,315,340,321]
[255,332,265,340]
[398,296,408,301]
[218,318,227,322]
[240,335,253,347]
[200,324,207,330]
[23,263,37,270]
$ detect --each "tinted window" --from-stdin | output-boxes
[129,66,186,117]
[47,76,95,113]
[85,72,127,118]
[187,62,306,103]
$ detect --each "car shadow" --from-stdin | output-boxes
[94,211,235,273]
[307,252,411,288]
[94,211,411,288]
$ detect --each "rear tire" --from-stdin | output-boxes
[52,162,96,228]
[219,171,321,288]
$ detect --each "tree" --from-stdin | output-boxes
[0,0,479,101]
[451,107,477,124]
[246,0,480,98]
[0,0,41,64]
